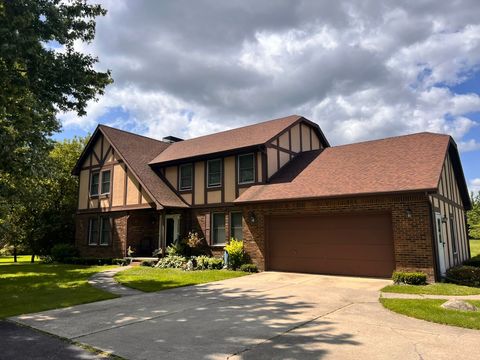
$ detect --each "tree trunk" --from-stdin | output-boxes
[31,254,35,263]
[13,246,17,263]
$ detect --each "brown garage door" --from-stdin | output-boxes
[267,212,394,277]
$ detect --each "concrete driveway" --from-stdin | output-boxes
[12,272,479,359]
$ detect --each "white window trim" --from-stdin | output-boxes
[100,170,111,195]
[207,159,222,188]
[90,171,100,196]
[179,163,193,191]
[237,153,255,185]
[212,212,227,246]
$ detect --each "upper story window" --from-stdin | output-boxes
[101,170,111,195]
[238,153,255,184]
[207,159,222,188]
[90,172,100,196]
[179,164,193,191]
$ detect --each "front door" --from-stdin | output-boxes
[165,214,180,248]
[435,212,447,276]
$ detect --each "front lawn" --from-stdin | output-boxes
[471,240,480,257]
[115,267,248,292]
[0,261,118,318]
[381,283,480,296]
[380,298,480,330]
[0,255,38,264]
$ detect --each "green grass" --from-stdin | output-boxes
[115,267,249,292]
[381,283,480,296]
[470,240,480,257]
[0,261,118,318]
[0,255,38,264]
[381,298,480,330]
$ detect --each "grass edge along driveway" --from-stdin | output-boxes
[0,260,118,319]
[115,267,249,292]
[380,298,480,330]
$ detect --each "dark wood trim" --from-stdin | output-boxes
[262,151,268,184]
[109,163,115,210]
[234,155,239,198]
[138,183,143,204]
[267,143,297,155]
[81,159,121,171]
[431,194,465,210]
[299,123,303,152]
[192,162,196,205]
[100,135,104,165]
[221,158,225,203]
[204,160,208,204]
[309,127,313,150]
[77,203,153,214]
[254,152,258,183]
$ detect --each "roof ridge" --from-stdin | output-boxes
[99,124,169,144]
[170,114,302,143]
[329,131,450,149]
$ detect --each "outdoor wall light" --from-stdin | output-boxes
[405,208,412,218]
[249,211,256,224]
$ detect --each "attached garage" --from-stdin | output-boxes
[267,212,395,277]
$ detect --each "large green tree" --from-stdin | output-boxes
[468,192,480,240]
[0,0,111,216]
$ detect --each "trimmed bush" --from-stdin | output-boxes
[195,256,223,270]
[141,260,156,267]
[156,255,188,269]
[446,266,480,287]
[463,256,480,268]
[392,271,427,285]
[224,239,245,270]
[239,263,258,273]
[50,243,78,263]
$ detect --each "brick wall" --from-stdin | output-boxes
[240,193,436,280]
[75,209,159,258]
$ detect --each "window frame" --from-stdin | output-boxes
[211,212,226,246]
[90,171,100,196]
[237,153,255,185]
[207,158,222,188]
[179,163,193,191]
[99,216,111,246]
[230,212,243,240]
[100,170,111,195]
[449,215,458,255]
[88,218,99,245]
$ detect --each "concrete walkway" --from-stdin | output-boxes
[88,266,143,296]
[381,292,480,300]
[11,272,480,360]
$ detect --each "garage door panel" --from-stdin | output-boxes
[268,212,394,277]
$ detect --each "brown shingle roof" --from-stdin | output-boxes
[235,132,452,204]
[99,125,188,208]
[149,115,308,165]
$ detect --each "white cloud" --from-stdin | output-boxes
[58,0,480,151]
[470,178,480,193]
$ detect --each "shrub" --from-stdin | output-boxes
[194,256,223,270]
[156,255,188,269]
[392,271,427,285]
[185,231,209,256]
[224,239,245,270]
[50,243,78,263]
[166,240,187,257]
[446,266,480,287]
[463,256,480,268]
[141,260,156,267]
[239,263,258,273]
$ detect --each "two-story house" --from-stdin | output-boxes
[72,115,472,281]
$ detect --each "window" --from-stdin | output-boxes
[90,172,99,196]
[450,216,457,254]
[179,164,193,190]
[88,218,99,245]
[101,170,111,194]
[231,212,243,240]
[100,217,111,246]
[238,153,255,184]
[207,159,222,187]
[212,213,226,245]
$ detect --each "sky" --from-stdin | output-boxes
[55,0,480,193]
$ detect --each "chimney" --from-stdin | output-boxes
[162,135,184,143]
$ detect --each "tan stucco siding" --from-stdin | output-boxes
[267,147,278,178]
[301,123,311,151]
[311,132,320,150]
[126,171,140,205]
[290,124,301,152]
[224,156,236,202]
[112,164,126,206]
[165,166,178,190]
[207,190,222,204]
[279,132,289,149]
[194,162,205,205]
[78,170,89,209]
[181,193,192,205]
[438,153,462,206]
[279,150,290,169]
[257,152,263,183]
